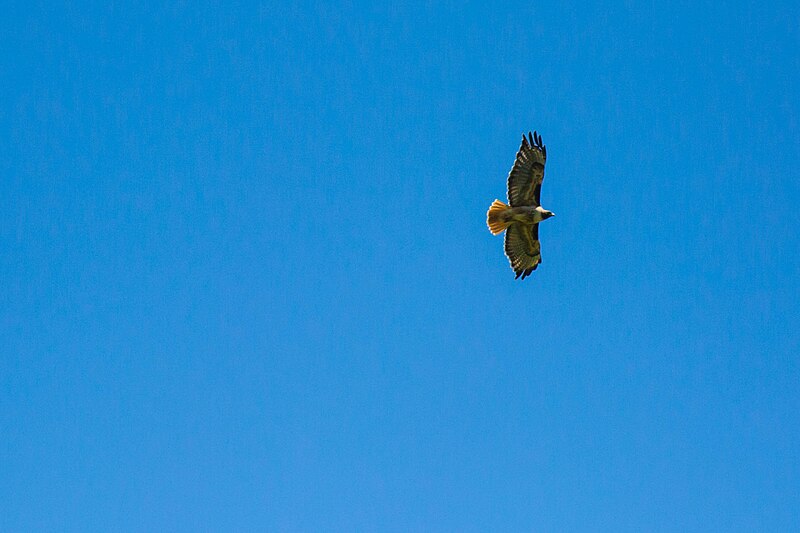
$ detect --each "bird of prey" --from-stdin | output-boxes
[486,131,555,280]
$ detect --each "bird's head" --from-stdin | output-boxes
[543,210,555,220]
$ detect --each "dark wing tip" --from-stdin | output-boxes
[515,269,523,279]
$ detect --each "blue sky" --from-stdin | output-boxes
[2,1,799,530]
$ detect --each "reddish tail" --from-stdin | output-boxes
[486,199,511,235]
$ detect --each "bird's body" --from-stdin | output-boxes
[486,131,555,280]
[506,205,553,225]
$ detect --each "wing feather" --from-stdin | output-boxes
[504,223,542,280]
[507,131,547,207]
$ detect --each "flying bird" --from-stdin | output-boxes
[486,131,555,280]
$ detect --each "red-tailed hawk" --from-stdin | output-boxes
[486,131,555,280]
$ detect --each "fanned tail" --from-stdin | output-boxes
[486,199,511,235]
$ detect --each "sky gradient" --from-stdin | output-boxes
[2,1,799,531]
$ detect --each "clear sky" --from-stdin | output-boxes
[2,1,799,531]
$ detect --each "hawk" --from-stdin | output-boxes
[486,131,555,280]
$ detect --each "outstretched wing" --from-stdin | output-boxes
[504,223,542,280]
[507,131,547,207]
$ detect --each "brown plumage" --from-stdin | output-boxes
[486,131,555,280]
